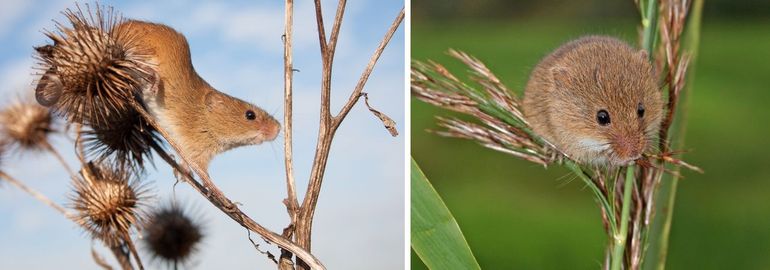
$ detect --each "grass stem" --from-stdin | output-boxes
[641,0,659,56]
[611,166,635,270]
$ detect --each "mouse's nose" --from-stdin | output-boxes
[261,117,280,141]
[613,135,645,161]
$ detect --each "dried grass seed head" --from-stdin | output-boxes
[144,202,203,266]
[0,98,55,151]
[34,3,155,128]
[70,161,149,245]
[82,108,162,173]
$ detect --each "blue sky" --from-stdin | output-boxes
[0,0,405,269]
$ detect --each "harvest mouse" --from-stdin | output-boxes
[35,19,280,173]
[522,36,662,165]
[118,20,281,172]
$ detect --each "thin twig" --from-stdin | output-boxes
[327,0,347,63]
[333,8,405,128]
[294,5,404,269]
[0,170,141,270]
[92,246,115,270]
[122,232,144,270]
[280,0,299,269]
[134,104,325,269]
[108,242,134,270]
[0,171,73,218]
[247,230,279,264]
[42,140,76,177]
[282,0,299,225]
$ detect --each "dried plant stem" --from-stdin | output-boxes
[282,0,298,222]
[0,171,72,217]
[649,1,702,269]
[333,9,405,125]
[611,166,635,270]
[108,243,134,270]
[294,5,404,269]
[123,233,144,270]
[280,0,299,269]
[42,140,76,177]
[132,104,324,269]
[92,246,115,270]
[0,171,142,269]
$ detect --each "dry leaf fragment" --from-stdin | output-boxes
[361,92,398,137]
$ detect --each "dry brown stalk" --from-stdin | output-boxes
[280,1,299,269]
[0,171,73,218]
[91,247,115,270]
[285,2,404,269]
[657,0,691,154]
[0,168,136,270]
[0,140,139,270]
[108,242,136,270]
[142,131,325,269]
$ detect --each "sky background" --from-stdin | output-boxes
[0,0,405,269]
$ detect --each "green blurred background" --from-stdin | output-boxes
[411,0,770,269]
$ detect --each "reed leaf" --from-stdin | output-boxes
[411,158,480,270]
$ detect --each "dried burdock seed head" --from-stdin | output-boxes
[82,108,162,173]
[70,161,149,246]
[34,3,154,128]
[0,97,55,151]
[144,202,204,267]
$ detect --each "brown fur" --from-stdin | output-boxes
[117,21,280,171]
[522,36,662,165]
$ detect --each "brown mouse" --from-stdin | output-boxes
[522,36,662,165]
[114,20,281,172]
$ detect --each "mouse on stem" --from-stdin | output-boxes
[117,20,281,173]
[34,10,280,176]
[522,36,663,166]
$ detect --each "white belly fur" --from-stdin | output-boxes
[142,88,179,141]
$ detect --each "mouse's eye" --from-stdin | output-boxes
[245,110,256,120]
[637,103,645,118]
[596,109,611,126]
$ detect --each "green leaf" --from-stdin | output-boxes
[411,158,481,270]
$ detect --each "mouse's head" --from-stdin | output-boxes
[548,42,662,165]
[203,91,280,149]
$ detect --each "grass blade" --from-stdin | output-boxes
[411,158,481,270]
[645,1,704,269]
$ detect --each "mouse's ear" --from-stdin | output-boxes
[35,69,62,107]
[205,91,226,111]
[550,66,570,88]
[637,49,649,60]
[637,49,660,82]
